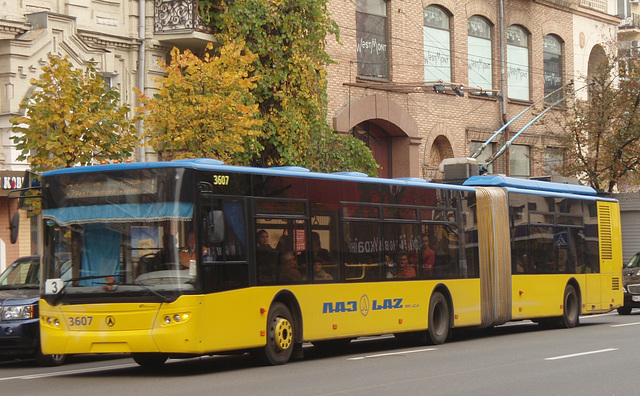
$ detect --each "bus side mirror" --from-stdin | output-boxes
[206,210,225,245]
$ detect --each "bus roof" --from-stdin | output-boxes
[42,159,609,200]
[41,158,477,191]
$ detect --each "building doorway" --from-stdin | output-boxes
[353,122,391,178]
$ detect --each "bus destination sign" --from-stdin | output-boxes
[64,177,157,198]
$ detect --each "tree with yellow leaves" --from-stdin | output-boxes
[201,0,378,175]
[10,55,138,172]
[136,41,263,163]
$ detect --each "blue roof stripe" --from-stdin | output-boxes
[463,175,597,196]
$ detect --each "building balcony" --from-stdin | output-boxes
[154,0,216,50]
[620,14,640,31]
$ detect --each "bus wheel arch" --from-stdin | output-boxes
[259,290,303,365]
[427,285,453,345]
[271,290,303,345]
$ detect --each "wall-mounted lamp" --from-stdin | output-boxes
[453,85,464,97]
[433,84,446,94]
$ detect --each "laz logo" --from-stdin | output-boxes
[323,301,357,313]
[372,298,403,310]
[322,297,404,313]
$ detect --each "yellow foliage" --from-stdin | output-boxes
[136,41,263,163]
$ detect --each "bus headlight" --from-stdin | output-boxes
[1,305,34,320]
[42,316,62,327]
[162,312,191,325]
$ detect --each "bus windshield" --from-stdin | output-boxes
[40,168,199,303]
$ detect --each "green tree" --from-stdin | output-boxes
[136,42,263,163]
[10,55,138,172]
[551,50,640,193]
[201,0,378,175]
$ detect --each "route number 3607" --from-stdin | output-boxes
[213,175,230,185]
[68,316,93,326]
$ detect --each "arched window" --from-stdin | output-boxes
[424,6,451,82]
[468,16,492,90]
[356,0,389,80]
[543,35,563,103]
[506,25,530,101]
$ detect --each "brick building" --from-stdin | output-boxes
[325,0,619,180]
[0,0,621,267]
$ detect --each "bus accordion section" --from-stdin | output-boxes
[37,160,622,367]
[466,175,623,327]
[475,187,512,328]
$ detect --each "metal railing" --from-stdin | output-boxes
[154,0,210,33]
[580,0,607,13]
[620,14,640,30]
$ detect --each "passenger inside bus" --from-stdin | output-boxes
[160,232,178,264]
[256,229,278,283]
[395,251,416,279]
[278,251,305,282]
[421,235,435,278]
[312,257,333,281]
[299,231,335,273]
[179,231,197,268]
[385,254,396,278]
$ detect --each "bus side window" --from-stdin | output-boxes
[342,221,383,282]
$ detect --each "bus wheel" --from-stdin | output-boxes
[427,292,449,345]
[617,306,632,315]
[261,302,295,365]
[560,284,579,328]
[132,353,168,368]
[35,345,66,366]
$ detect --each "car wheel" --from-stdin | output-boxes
[617,306,632,315]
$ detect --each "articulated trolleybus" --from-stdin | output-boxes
[39,159,622,367]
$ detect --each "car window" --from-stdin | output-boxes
[625,253,640,269]
[0,257,39,287]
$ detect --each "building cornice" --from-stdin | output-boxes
[0,19,30,39]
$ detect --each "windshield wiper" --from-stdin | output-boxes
[120,282,173,303]
[50,274,121,305]
[0,284,39,290]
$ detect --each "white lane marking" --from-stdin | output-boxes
[348,348,436,361]
[611,321,640,327]
[580,312,619,319]
[0,363,139,381]
[544,348,618,361]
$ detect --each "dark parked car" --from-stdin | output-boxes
[0,256,66,366]
[619,252,640,315]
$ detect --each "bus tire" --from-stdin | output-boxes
[560,284,579,328]
[617,306,632,315]
[132,353,168,368]
[261,302,295,365]
[34,344,66,367]
[427,292,449,345]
